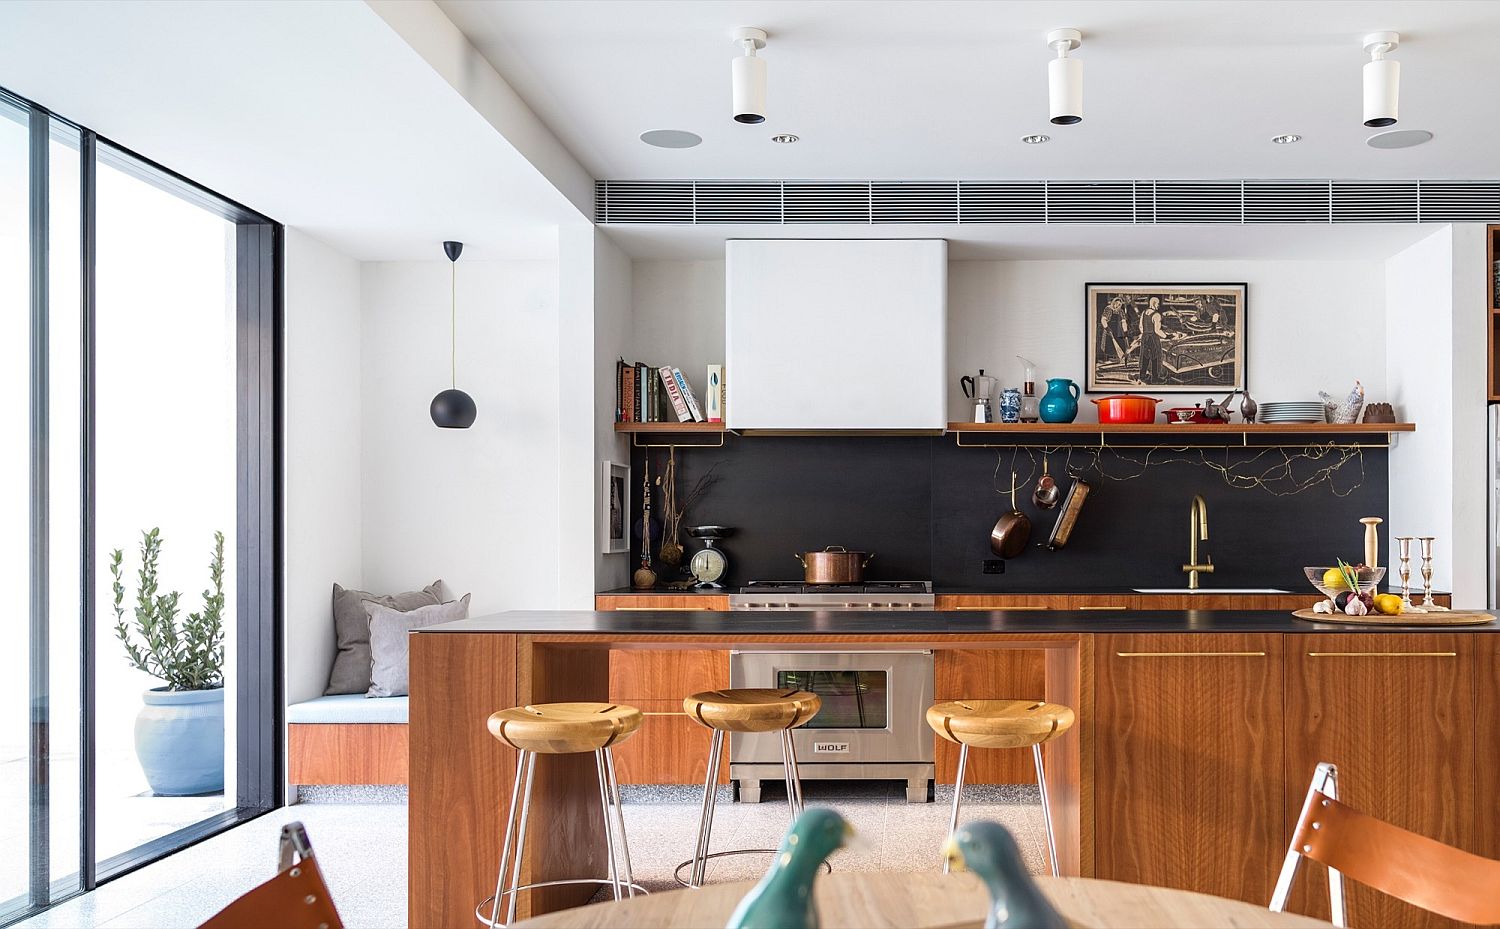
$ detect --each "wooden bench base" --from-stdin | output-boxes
[288,723,409,785]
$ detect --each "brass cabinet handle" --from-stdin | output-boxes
[1306,651,1457,658]
[1116,651,1267,657]
[612,606,705,612]
[951,605,1048,611]
[1079,605,1128,611]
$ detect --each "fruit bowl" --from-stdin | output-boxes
[1304,565,1385,602]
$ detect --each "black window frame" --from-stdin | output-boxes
[1,83,284,926]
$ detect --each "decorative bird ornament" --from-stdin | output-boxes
[944,821,1069,929]
[725,808,851,929]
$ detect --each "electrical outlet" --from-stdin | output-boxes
[982,559,1005,574]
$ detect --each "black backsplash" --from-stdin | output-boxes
[631,436,1387,591]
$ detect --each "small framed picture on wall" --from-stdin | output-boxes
[1084,282,1247,393]
[601,460,630,554]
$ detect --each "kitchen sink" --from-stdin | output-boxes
[1133,587,1290,594]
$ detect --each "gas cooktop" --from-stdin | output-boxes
[731,581,934,611]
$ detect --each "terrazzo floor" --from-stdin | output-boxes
[16,782,1043,929]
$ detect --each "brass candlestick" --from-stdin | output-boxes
[1394,536,1414,610]
[1360,517,1382,591]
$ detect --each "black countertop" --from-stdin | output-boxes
[597,586,1452,597]
[422,609,1499,636]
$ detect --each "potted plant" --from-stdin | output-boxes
[111,527,226,796]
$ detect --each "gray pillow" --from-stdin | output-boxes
[366,595,471,698]
[325,581,442,695]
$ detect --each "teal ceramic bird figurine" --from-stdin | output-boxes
[725,808,851,929]
[944,821,1068,929]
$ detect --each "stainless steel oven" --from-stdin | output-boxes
[729,650,934,803]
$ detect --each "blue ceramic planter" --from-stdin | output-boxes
[135,687,225,796]
[1038,378,1080,423]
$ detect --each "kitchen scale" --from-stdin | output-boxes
[686,525,734,588]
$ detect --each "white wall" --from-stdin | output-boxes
[1385,224,1488,602]
[589,230,633,592]
[948,260,1386,421]
[630,256,1387,424]
[360,258,561,615]
[283,229,363,704]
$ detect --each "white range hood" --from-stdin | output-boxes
[725,239,947,432]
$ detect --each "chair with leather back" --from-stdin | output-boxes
[198,822,343,929]
[1270,762,1500,928]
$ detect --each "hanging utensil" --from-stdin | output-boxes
[1032,452,1061,510]
[990,471,1032,558]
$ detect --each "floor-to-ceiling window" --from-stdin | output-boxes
[0,86,280,925]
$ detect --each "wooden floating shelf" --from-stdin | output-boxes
[946,422,1415,435]
[613,421,727,434]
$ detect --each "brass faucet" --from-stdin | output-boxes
[1183,495,1214,589]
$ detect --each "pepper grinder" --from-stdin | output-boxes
[1394,536,1415,610]
[1359,517,1382,591]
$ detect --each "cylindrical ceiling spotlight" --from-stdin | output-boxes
[1046,28,1083,125]
[1362,31,1400,128]
[731,27,768,124]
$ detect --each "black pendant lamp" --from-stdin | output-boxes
[430,240,477,429]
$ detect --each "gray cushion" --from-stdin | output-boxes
[324,581,442,695]
[287,694,409,724]
[366,595,471,698]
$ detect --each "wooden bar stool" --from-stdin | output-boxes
[676,688,824,888]
[478,702,646,928]
[926,698,1076,877]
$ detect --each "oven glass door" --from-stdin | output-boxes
[775,670,888,729]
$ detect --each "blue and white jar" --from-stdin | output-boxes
[999,388,1023,424]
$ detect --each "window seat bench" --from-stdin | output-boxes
[288,695,408,787]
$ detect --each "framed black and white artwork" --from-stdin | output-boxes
[1084,283,1247,393]
[600,460,630,554]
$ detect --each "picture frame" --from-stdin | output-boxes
[1084,282,1247,393]
[600,460,630,554]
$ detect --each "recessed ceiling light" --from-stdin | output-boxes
[640,129,702,149]
[1366,128,1433,149]
[1021,134,1051,144]
[1270,134,1302,144]
[770,133,799,144]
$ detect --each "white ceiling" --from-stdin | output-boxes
[438,0,1500,182]
[601,222,1441,261]
[0,0,580,260]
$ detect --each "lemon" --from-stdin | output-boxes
[1374,594,1403,616]
[1322,567,1349,590]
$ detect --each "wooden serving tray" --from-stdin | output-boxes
[1292,608,1494,626]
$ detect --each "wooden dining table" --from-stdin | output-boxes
[511,872,1335,928]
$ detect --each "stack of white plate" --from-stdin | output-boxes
[1259,401,1327,424]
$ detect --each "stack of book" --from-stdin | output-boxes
[616,361,724,424]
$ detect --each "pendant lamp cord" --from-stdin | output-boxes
[450,259,457,389]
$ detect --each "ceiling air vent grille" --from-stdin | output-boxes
[958,182,1046,222]
[595,180,693,223]
[783,182,870,223]
[594,179,1500,224]
[694,182,781,223]
[1245,181,1331,223]
[1154,181,1242,223]
[872,182,958,223]
[1419,182,1500,222]
[1046,181,1136,223]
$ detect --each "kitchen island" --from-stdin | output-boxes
[409,609,1498,929]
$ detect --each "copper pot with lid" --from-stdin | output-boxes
[795,546,875,584]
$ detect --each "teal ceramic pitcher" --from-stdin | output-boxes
[1038,378,1080,423]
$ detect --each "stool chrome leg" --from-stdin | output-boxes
[602,748,636,898]
[1033,742,1060,878]
[486,750,530,928]
[505,750,537,927]
[942,743,969,874]
[689,729,725,888]
[594,750,623,900]
[779,729,805,818]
